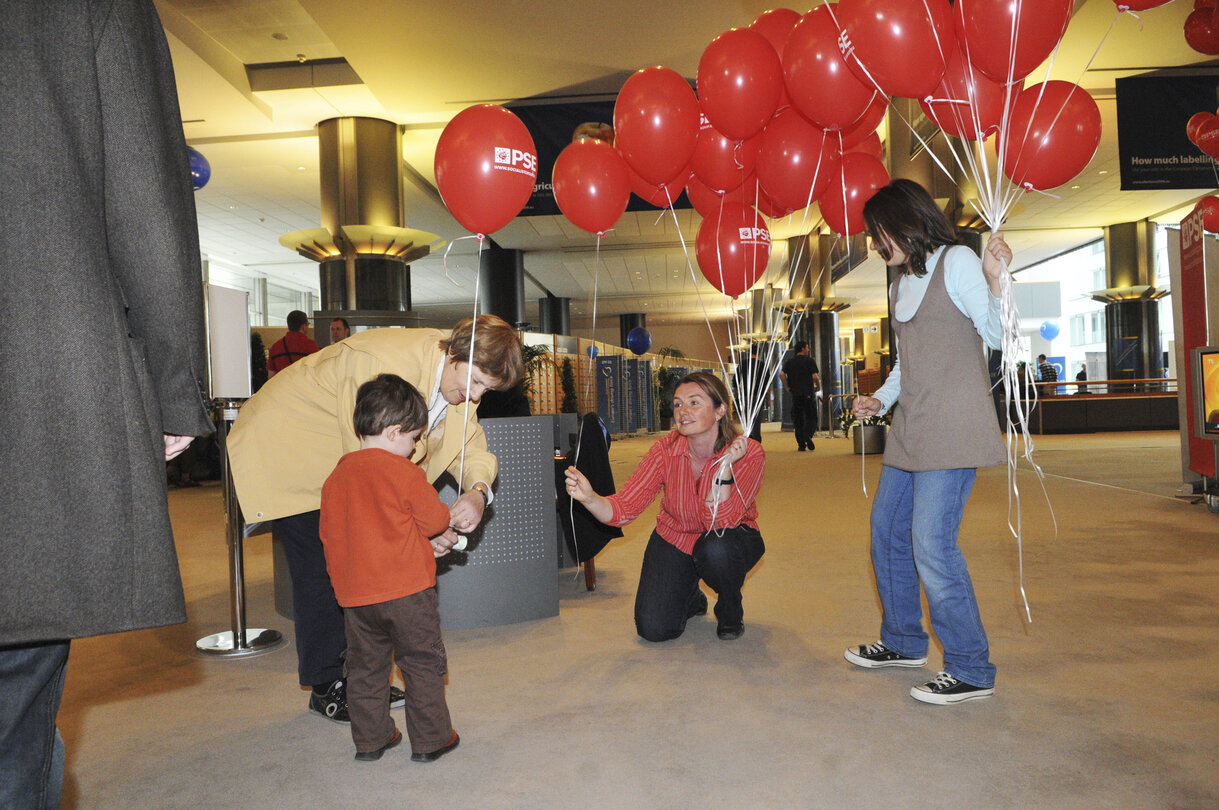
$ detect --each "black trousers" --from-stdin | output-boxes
[277,510,346,687]
[792,393,816,449]
[633,527,765,642]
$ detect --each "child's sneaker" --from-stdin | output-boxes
[844,641,927,668]
[309,678,350,723]
[910,671,994,705]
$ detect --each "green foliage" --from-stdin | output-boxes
[519,343,552,396]
[250,331,268,393]
[652,346,687,419]
[560,357,578,414]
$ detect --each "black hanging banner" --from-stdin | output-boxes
[508,99,692,217]
[1115,70,1219,191]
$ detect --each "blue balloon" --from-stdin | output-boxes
[1039,320,1059,341]
[627,327,652,356]
[587,346,599,358]
[188,146,211,191]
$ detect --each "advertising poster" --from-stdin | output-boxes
[1114,71,1219,191]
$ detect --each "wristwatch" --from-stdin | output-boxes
[472,484,490,505]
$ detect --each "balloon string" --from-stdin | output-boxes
[440,233,483,288]
[456,234,485,498]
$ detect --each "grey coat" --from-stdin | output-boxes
[0,0,213,645]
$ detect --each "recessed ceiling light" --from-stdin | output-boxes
[1098,170,1108,175]
[1071,185,1080,189]
[297,166,306,171]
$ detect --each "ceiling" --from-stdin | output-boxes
[160,0,1214,330]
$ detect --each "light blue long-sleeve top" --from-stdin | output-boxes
[871,244,1003,414]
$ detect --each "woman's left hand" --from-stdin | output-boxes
[725,435,749,464]
[982,232,1013,295]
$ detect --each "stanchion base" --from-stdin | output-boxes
[196,628,286,658]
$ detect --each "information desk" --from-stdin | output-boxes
[271,415,559,630]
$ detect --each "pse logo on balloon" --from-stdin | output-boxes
[738,227,771,245]
[494,147,538,177]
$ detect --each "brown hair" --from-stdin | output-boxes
[439,314,524,388]
[352,373,428,438]
[862,178,959,278]
[676,371,741,453]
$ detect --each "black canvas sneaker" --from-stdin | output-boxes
[844,641,928,668]
[309,679,350,723]
[910,671,994,705]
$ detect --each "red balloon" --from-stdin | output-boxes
[698,28,784,140]
[753,187,790,219]
[820,152,890,236]
[838,0,955,100]
[1186,8,1219,55]
[750,8,802,54]
[1000,81,1102,191]
[954,0,1073,85]
[750,7,802,111]
[756,108,838,213]
[434,104,537,236]
[1188,112,1219,144]
[1114,0,1174,8]
[837,94,889,150]
[614,66,700,186]
[552,139,631,235]
[784,5,878,131]
[848,131,884,162]
[691,116,760,192]
[627,162,690,208]
[1198,0,1219,8]
[920,43,1017,140]
[696,202,771,297]
[1195,195,1219,232]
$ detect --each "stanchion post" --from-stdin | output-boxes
[196,400,286,657]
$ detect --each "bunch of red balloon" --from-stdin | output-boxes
[1186,0,1219,55]
[1187,110,1219,159]
[1193,195,1219,232]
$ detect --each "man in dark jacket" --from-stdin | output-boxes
[0,2,212,806]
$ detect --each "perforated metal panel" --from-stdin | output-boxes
[434,416,558,629]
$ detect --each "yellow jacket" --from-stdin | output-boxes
[227,327,497,521]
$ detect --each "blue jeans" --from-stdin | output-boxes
[870,466,996,688]
[0,641,70,810]
[634,528,765,642]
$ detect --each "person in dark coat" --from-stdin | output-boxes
[0,2,212,806]
[780,341,821,451]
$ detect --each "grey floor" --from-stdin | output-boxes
[58,429,1219,809]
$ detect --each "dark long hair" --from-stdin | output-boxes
[862,179,959,278]
[675,371,740,453]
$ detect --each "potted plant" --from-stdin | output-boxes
[840,402,891,455]
[652,346,686,431]
[559,357,578,414]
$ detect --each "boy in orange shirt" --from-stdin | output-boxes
[320,373,461,762]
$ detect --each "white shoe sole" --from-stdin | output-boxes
[910,685,994,705]
[843,648,928,668]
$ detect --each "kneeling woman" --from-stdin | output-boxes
[565,372,765,641]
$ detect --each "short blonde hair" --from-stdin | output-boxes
[439,314,523,388]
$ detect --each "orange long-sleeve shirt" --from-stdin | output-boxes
[319,448,451,607]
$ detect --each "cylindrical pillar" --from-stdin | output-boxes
[479,242,526,327]
[317,117,404,233]
[539,296,571,335]
[809,311,840,431]
[319,256,411,311]
[619,313,646,348]
[1105,299,1164,384]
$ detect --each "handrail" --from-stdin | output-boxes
[1030,377,1176,396]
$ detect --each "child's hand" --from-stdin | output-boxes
[430,528,461,558]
